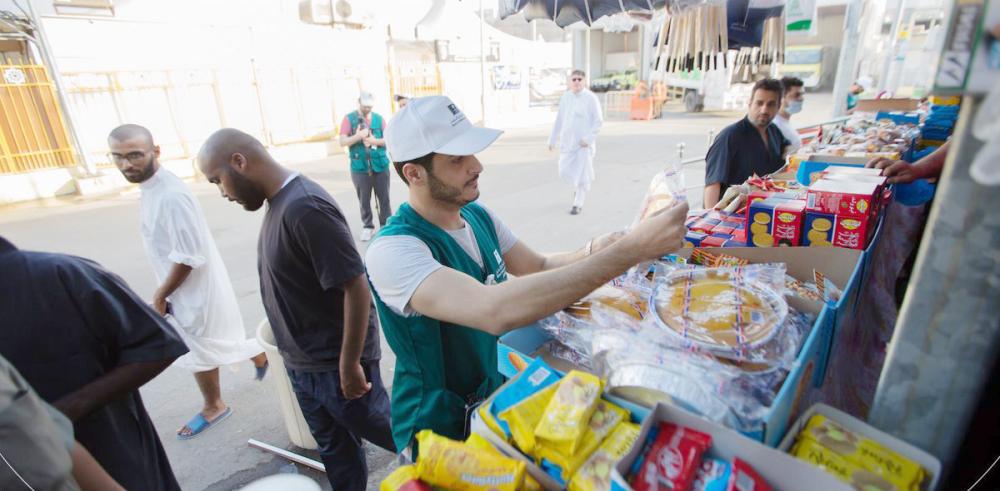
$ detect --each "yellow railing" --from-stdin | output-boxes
[0,64,76,174]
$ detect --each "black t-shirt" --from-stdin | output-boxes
[705,116,789,195]
[0,237,188,491]
[258,175,381,371]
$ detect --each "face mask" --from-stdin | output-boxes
[786,100,803,114]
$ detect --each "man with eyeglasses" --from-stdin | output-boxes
[548,69,603,215]
[107,124,268,440]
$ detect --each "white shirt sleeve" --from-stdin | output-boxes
[481,204,518,254]
[366,235,444,317]
[161,192,208,269]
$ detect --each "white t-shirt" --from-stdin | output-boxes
[773,115,803,153]
[366,204,517,317]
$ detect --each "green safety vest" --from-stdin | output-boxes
[370,202,508,452]
[347,111,390,173]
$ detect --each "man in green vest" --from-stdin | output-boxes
[366,95,688,454]
[339,91,392,242]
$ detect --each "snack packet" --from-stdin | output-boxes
[536,399,629,481]
[568,422,642,491]
[415,430,525,491]
[792,436,902,491]
[726,458,773,491]
[632,423,712,491]
[814,271,844,304]
[462,434,545,491]
[490,358,562,437]
[534,371,604,457]
[800,414,925,490]
[498,383,558,454]
[693,458,732,491]
[380,464,431,491]
[690,249,751,268]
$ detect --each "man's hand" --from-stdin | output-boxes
[867,156,899,170]
[580,140,589,148]
[881,161,921,184]
[339,361,371,400]
[620,200,688,262]
[355,128,371,140]
[152,290,168,316]
[363,136,376,146]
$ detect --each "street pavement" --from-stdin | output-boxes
[0,94,833,490]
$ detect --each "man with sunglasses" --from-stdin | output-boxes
[107,124,267,440]
[548,69,603,215]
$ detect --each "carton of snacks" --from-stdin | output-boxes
[684,231,707,248]
[806,180,879,218]
[747,198,807,247]
[700,234,730,248]
[690,216,722,234]
[802,212,873,250]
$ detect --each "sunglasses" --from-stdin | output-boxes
[571,78,583,81]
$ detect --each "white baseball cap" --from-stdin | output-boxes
[385,95,502,163]
[359,91,375,106]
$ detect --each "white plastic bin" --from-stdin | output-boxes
[256,319,318,450]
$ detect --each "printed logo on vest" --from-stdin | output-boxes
[493,250,508,281]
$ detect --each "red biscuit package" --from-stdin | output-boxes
[632,423,712,491]
[806,179,879,217]
[726,458,773,491]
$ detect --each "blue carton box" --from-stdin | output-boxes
[498,247,864,447]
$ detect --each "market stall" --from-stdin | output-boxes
[379,1,997,490]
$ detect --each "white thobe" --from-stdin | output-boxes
[549,89,603,192]
[139,168,261,372]
[773,115,803,153]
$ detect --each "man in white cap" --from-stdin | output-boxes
[339,91,392,241]
[366,95,688,454]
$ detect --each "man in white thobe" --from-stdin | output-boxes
[108,124,267,440]
[548,69,603,215]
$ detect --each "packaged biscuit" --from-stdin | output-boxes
[489,358,561,437]
[792,436,903,491]
[632,423,712,491]
[685,231,708,248]
[498,383,558,454]
[536,400,629,481]
[803,212,874,250]
[747,197,806,247]
[693,458,731,491]
[534,371,604,457]
[726,458,773,491]
[415,430,525,491]
[380,464,431,491]
[568,422,641,491]
[806,179,879,217]
[477,404,508,441]
[800,415,925,490]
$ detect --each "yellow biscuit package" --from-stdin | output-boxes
[464,431,544,491]
[380,464,428,491]
[801,415,925,490]
[498,383,558,455]
[476,403,507,441]
[534,371,604,457]
[415,430,525,491]
[535,400,628,481]
[793,436,909,491]
[568,422,641,491]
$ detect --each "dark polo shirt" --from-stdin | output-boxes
[705,116,789,195]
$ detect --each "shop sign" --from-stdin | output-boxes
[3,67,26,85]
[934,0,985,93]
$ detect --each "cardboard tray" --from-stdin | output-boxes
[610,403,853,491]
[778,404,942,491]
[498,247,865,447]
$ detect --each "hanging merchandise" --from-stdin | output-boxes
[726,0,784,49]
[497,0,676,27]
[656,1,729,73]
[784,0,817,35]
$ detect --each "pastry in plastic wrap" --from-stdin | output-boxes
[534,371,604,457]
[568,422,641,491]
[415,430,525,491]
[565,284,646,322]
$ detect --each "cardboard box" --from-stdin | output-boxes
[497,247,865,446]
[747,198,807,247]
[689,216,721,234]
[854,98,920,112]
[821,166,885,177]
[806,179,879,217]
[611,403,852,491]
[700,235,729,247]
[778,404,941,491]
[802,212,873,250]
[683,231,707,248]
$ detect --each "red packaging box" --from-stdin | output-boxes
[802,211,873,250]
[690,217,721,234]
[747,198,806,247]
[806,179,879,217]
[712,225,736,236]
[701,235,729,247]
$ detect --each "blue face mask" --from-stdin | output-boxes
[786,100,803,114]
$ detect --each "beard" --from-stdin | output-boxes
[427,169,477,207]
[227,168,266,211]
[122,155,158,183]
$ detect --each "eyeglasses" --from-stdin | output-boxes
[107,151,149,164]
[571,78,583,82]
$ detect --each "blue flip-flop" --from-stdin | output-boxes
[255,361,269,381]
[177,407,233,440]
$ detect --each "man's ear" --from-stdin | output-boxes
[153,145,161,158]
[230,152,249,174]
[401,162,423,185]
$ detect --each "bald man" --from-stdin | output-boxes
[196,129,394,491]
[108,125,267,440]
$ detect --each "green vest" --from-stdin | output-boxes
[371,202,508,452]
[347,111,390,173]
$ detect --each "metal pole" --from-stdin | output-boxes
[880,0,907,93]
[479,0,487,125]
[248,439,325,472]
[708,129,715,146]
[23,0,92,174]
[677,142,685,163]
[868,97,998,476]
[830,0,863,117]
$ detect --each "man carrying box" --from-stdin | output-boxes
[367,95,688,454]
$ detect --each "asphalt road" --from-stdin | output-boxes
[0,94,834,490]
